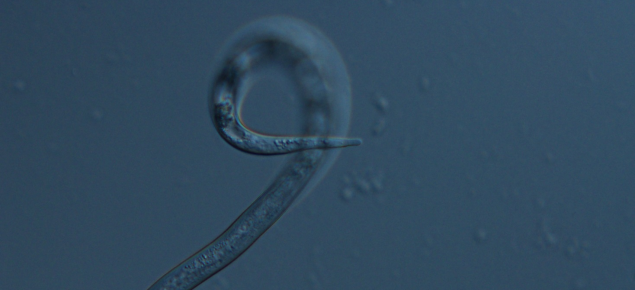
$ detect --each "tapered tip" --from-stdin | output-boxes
[344,138,363,147]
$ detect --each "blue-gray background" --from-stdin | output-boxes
[1,1,634,289]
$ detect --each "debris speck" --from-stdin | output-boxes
[340,168,386,203]
[373,93,389,114]
[372,117,386,136]
[340,187,355,201]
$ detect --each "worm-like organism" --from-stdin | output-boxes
[147,16,361,290]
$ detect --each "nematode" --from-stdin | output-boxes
[147,16,361,290]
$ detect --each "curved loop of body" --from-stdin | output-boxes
[147,16,361,290]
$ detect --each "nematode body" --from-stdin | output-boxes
[147,16,361,290]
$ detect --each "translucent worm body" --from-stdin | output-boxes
[147,16,361,290]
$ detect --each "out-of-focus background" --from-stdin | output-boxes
[2,1,634,289]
